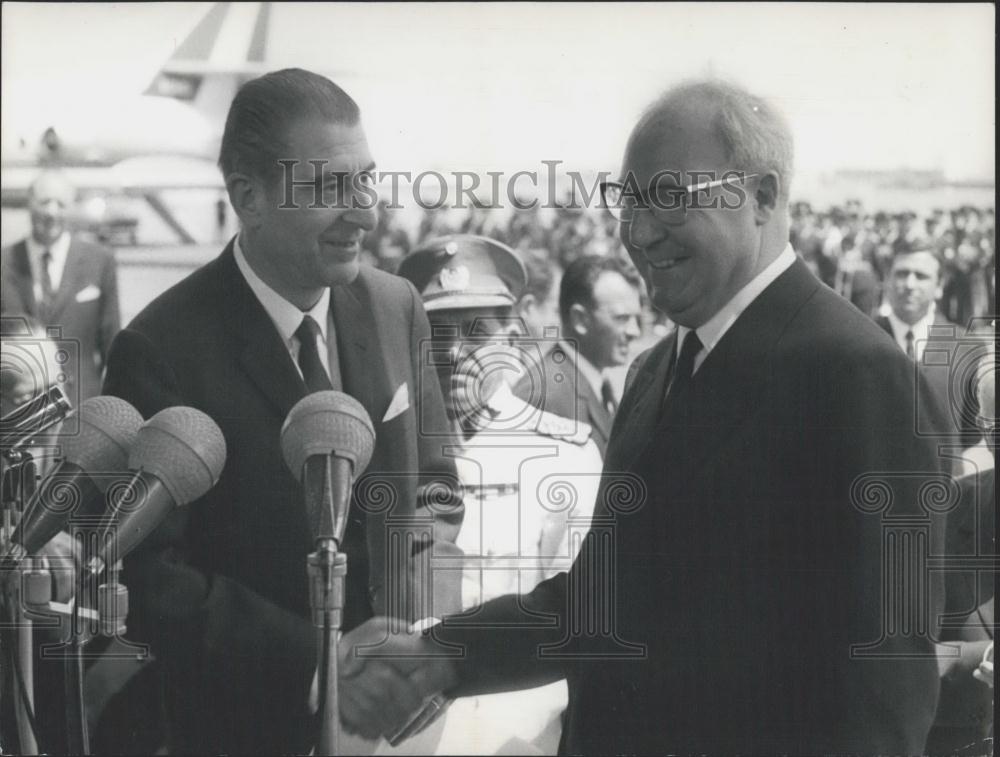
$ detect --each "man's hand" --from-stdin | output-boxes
[338,616,458,741]
[973,642,993,688]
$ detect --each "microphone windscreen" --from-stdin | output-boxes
[62,396,143,487]
[129,406,227,505]
[280,391,375,482]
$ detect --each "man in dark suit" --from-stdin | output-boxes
[1,170,120,403]
[99,68,463,755]
[516,255,642,456]
[874,240,981,453]
[340,79,950,754]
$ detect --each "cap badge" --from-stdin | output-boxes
[444,241,459,256]
[439,266,471,291]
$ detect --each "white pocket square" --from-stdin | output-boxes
[74,285,101,303]
[382,383,410,422]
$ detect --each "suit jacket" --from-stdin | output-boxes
[514,343,613,456]
[835,264,881,317]
[1,237,120,401]
[875,312,981,450]
[101,242,463,754]
[437,258,949,755]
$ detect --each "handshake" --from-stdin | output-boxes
[330,616,461,742]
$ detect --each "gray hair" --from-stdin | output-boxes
[28,169,76,201]
[635,79,795,198]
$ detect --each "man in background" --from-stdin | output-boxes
[514,248,561,340]
[516,255,642,456]
[875,240,981,454]
[1,170,120,403]
[397,234,602,754]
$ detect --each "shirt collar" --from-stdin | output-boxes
[558,339,605,398]
[234,234,329,344]
[676,243,796,370]
[887,306,935,345]
[26,232,70,267]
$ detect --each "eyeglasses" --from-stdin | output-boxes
[600,172,758,225]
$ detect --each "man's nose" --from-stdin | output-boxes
[626,210,668,249]
[342,198,378,232]
[625,316,641,339]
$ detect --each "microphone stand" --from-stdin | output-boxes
[2,448,41,755]
[308,539,346,756]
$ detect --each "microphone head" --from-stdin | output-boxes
[63,396,143,488]
[129,406,227,505]
[280,391,375,483]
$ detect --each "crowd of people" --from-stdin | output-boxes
[791,202,995,327]
[359,197,996,336]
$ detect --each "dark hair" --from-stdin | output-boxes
[218,68,360,183]
[520,249,557,306]
[890,237,943,271]
[559,255,640,326]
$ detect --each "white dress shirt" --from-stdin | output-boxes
[233,235,333,379]
[886,308,935,362]
[26,232,71,302]
[676,243,797,373]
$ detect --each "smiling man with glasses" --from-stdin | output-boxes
[338,79,952,756]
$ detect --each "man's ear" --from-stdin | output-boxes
[752,172,780,225]
[226,173,264,228]
[516,293,538,319]
[568,303,590,336]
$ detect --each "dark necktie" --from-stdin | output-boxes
[663,331,704,409]
[904,329,915,360]
[601,377,618,415]
[295,315,333,393]
[39,249,55,313]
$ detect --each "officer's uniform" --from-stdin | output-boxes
[393,236,603,756]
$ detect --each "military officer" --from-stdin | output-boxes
[397,235,603,755]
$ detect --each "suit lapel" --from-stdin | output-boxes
[9,241,38,316]
[875,315,893,340]
[574,356,613,445]
[219,247,307,419]
[640,259,822,485]
[331,272,394,426]
[604,333,675,474]
[46,239,88,320]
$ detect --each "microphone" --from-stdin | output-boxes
[85,406,226,577]
[2,396,143,565]
[0,385,72,452]
[280,391,375,548]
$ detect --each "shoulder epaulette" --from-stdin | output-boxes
[534,409,592,446]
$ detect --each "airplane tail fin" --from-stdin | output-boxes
[144,2,271,127]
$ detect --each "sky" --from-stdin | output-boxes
[1,2,995,184]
